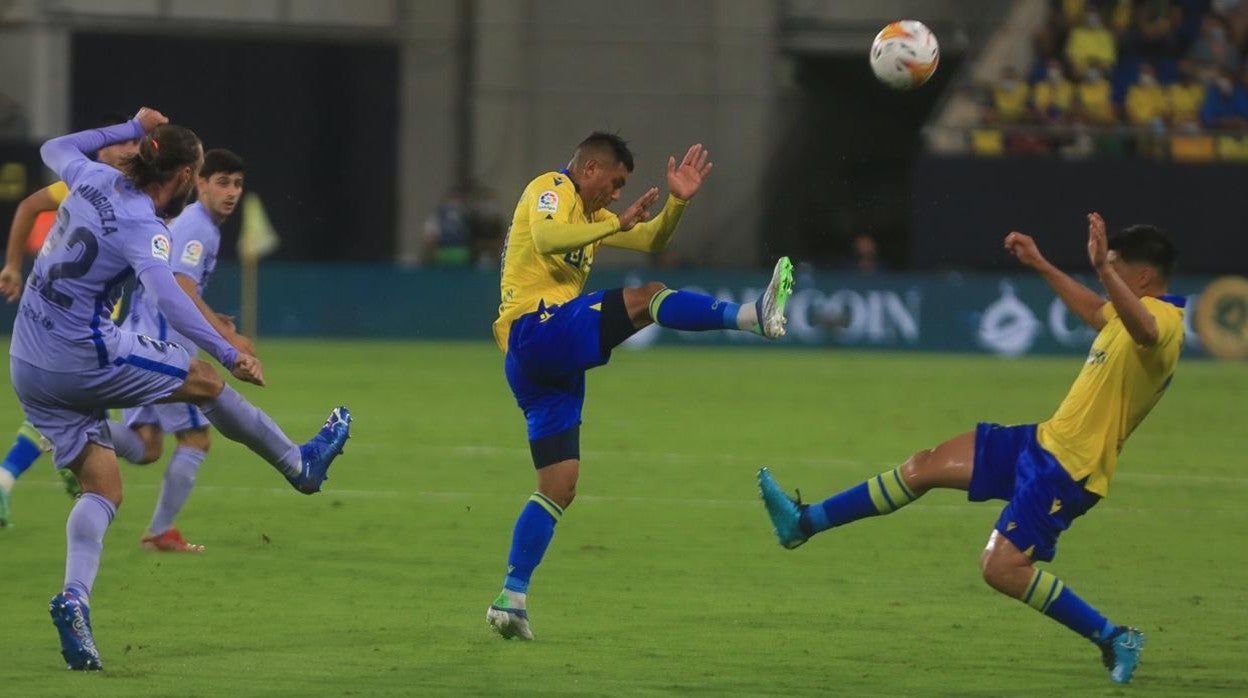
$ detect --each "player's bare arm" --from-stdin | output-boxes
[1,186,62,302]
[1006,230,1107,330]
[230,354,265,386]
[1088,212,1159,347]
[174,273,256,356]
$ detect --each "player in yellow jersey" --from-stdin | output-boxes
[758,214,1181,685]
[0,114,139,525]
[487,132,794,640]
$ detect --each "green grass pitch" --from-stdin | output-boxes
[1,340,1245,696]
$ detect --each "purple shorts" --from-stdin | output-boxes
[10,331,192,469]
[122,402,208,434]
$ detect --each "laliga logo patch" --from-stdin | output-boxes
[181,240,204,266]
[151,234,171,261]
[536,190,559,214]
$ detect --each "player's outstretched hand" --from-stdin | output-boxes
[1004,231,1049,270]
[134,107,169,132]
[231,353,266,387]
[617,187,661,231]
[0,266,23,302]
[231,333,257,358]
[666,143,713,201]
[1087,212,1110,270]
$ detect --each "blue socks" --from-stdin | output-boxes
[1023,569,1118,643]
[801,467,919,534]
[649,289,742,332]
[504,493,563,594]
[1,422,45,480]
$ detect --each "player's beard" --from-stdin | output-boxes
[162,184,194,219]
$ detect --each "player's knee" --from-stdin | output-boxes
[181,360,225,405]
[176,429,211,453]
[899,449,935,493]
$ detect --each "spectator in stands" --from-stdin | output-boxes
[467,185,506,269]
[986,66,1032,124]
[1066,10,1118,75]
[1124,0,1180,61]
[846,233,884,275]
[1200,67,1248,129]
[1126,63,1170,128]
[420,186,472,266]
[1168,60,1209,130]
[1034,59,1076,123]
[1074,62,1118,125]
[1188,13,1241,80]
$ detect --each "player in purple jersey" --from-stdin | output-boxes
[106,148,253,553]
[0,113,139,525]
[10,108,352,671]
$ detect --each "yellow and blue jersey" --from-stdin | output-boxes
[494,170,618,352]
[1037,295,1185,496]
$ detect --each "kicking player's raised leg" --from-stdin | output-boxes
[758,431,974,549]
[165,359,351,494]
[632,256,794,339]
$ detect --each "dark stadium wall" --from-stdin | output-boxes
[909,157,1248,275]
[760,52,964,270]
[68,32,398,262]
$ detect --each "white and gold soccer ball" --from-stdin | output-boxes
[869,20,940,90]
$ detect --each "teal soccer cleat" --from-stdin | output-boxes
[757,256,795,339]
[757,467,808,549]
[1100,626,1145,684]
[49,592,102,671]
[288,407,352,494]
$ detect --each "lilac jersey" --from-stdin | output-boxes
[10,120,237,372]
[128,201,220,349]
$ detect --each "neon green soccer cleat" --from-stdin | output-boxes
[757,256,794,339]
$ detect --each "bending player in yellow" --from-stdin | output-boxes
[487,132,794,640]
[759,213,1182,685]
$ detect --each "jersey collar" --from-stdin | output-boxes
[1157,294,1186,308]
[557,168,580,192]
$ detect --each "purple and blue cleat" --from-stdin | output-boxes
[49,591,102,671]
[288,407,352,494]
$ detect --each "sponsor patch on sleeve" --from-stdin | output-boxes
[181,240,204,266]
[151,234,171,261]
[536,190,559,214]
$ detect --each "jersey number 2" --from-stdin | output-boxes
[37,227,98,310]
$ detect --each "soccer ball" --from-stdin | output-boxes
[870,20,940,90]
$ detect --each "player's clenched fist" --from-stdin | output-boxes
[1004,231,1048,270]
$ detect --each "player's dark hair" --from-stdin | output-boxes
[124,124,202,189]
[1109,224,1176,280]
[578,132,634,172]
[200,148,245,179]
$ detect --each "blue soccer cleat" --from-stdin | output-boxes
[486,591,534,641]
[757,467,809,549]
[288,407,352,494]
[1100,626,1145,684]
[49,591,102,671]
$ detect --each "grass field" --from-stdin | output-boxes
[1,340,1245,696]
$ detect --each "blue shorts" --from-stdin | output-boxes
[968,422,1100,562]
[504,291,613,445]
